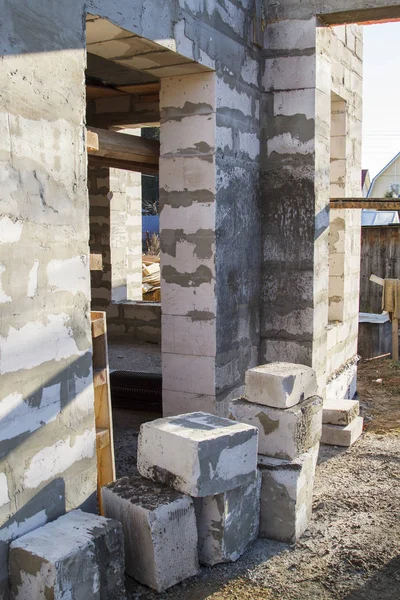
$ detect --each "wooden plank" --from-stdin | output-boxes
[369,274,384,287]
[93,368,107,388]
[392,316,399,361]
[331,198,400,210]
[90,311,116,514]
[91,316,105,339]
[90,253,103,271]
[87,127,159,164]
[115,82,161,95]
[96,427,110,451]
[94,111,160,129]
[88,154,159,176]
[87,130,99,153]
[86,84,128,100]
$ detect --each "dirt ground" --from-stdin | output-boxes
[114,358,400,600]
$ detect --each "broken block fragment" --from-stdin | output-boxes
[194,471,261,566]
[230,396,322,460]
[245,363,317,409]
[102,473,199,592]
[321,416,363,447]
[9,510,126,600]
[137,412,258,497]
[258,444,319,543]
[322,399,360,426]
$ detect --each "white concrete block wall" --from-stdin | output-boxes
[109,164,142,303]
[0,7,97,596]
[160,73,218,416]
[326,25,363,396]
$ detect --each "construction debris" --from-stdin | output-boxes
[230,395,323,460]
[322,415,364,447]
[194,471,261,566]
[9,510,126,599]
[230,363,322,543]
[142,254,160,301]
[137,412,258,497]
[102,473,199,592]
[321,399,363,446]
[258,444,320,542]
[244,363,317,409]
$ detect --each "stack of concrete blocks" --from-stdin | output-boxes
[8,510,126,599]
[322,399,363,447]
[102,471,199,592]
[132,412,260,571]
[230,363,323,543]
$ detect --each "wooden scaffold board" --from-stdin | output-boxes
[91,311,116,513]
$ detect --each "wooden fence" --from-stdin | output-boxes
[359,225,400,314]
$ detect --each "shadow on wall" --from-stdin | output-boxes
[0,353,98,596]
[0,480,66,590]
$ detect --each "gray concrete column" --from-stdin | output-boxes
[261,17,331,394]
[160,73,218,416]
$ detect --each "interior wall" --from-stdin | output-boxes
[89,164,161,344]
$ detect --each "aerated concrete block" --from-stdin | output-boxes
[9,510,126,600]
[245,363,317,409]
[230,396,322,460]
[258,444,319,543]
[321,416,363,447]
[322,399,359,426]
[194,471,261,566]
[137,412,258,497]
[102,473,199,592]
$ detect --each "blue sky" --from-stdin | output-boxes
[362,22,400,178]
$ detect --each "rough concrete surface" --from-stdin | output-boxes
[102,473,199,592]
[321,416,364,447]
[244,363,317,409]
[258,444,319,542]
[230,396,322,460]
[323,399,360,425]
[137,412,258,496]
[120,432,400,600]
[9,510,126,600]
[194,471,261,566]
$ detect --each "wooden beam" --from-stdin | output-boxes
[86,84,128,100]
[87,130,99,153]
[93,111,160,129]
[330,198,400,210]
[88,155,158,175]
[87,126,159,168]
[115,82,161,95]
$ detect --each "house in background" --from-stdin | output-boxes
[367,151,400,197]
[362,169,371,197]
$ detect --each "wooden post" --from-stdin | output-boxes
[392,316,399,362]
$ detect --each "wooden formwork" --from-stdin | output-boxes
[91,311,116,514]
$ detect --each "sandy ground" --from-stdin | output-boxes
[113,358,400,600]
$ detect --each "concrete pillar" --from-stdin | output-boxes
[160,73,218,416]
[110,167,142,302]
[89,164,112,310]
[89,165,142,307]
[261,18,331,395]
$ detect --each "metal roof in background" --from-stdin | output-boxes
[361,210,400,226]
